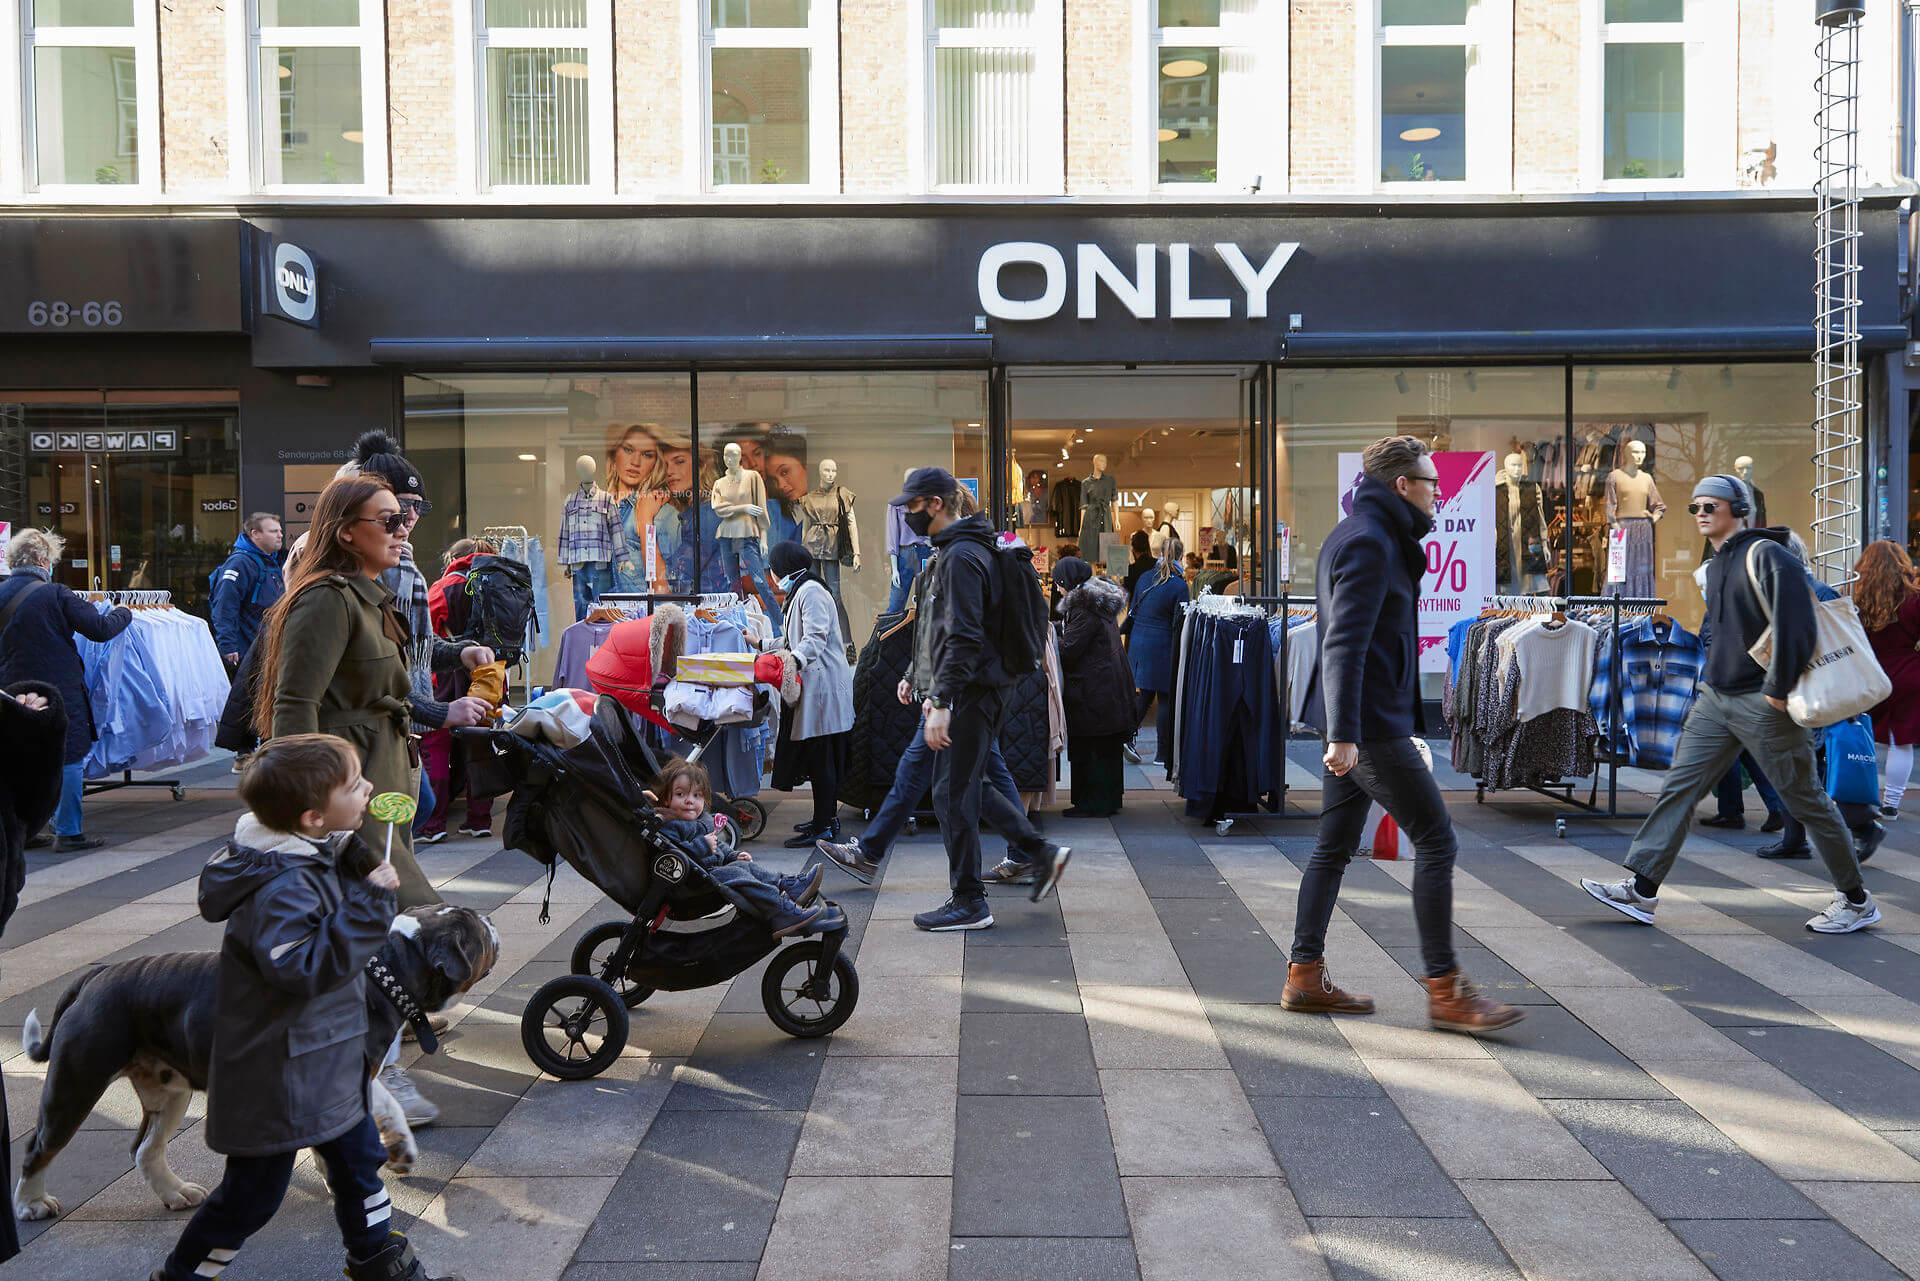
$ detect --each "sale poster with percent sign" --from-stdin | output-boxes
[1336,451,1495,674]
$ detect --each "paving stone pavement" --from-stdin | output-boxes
[5,781,1920,1280]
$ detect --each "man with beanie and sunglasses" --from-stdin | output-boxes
[1582,474,1879,935]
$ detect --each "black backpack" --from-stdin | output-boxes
[463,554,536,662]
[992,543,1049,677]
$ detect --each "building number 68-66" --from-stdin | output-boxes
[26,301,123,327]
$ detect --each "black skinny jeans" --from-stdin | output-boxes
[1291,737,1459,978]
[934,684,1045,902]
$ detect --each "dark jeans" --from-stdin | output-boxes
[708,859,817,922]
[1713,753,1782,819]
[934,685,1047,902]
[863,718,1024,860]
[800,735,840,829]
[159,1113,390,1280]
[1292,737,1459,978]
[1133,688,1175,763]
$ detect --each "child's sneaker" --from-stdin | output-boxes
[782,864,825,906]
[770,903,826,938]
[347,1233,466,1281]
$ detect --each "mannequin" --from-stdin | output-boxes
[1734,455,1767,527]
[1141,507,1162,556]
[1605,439,1665,596]
[710,441,782,626]
[1159,499,1182,547]
[558,453,616,620]
[886,465,932,614]
[1495,452,1550,592]
[800,457,860,648]
[1079,452,1119,547]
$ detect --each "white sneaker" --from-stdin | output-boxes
[377,1064,439,1127]
[1806,892,1881,935]
[1581,876,1658,925]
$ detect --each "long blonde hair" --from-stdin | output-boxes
[252,474,394,736]
[604,423,671,498]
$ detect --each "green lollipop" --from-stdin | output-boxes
[369,791,418,864]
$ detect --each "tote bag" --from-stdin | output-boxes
[1745,544,1892,729]
[1823,714,1881,807]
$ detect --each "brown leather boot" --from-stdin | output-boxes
[1423,970,1525,1035]
[1281,960,1375,1014]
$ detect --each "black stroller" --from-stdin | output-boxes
[461,695,857,1081]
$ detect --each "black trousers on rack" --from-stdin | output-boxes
[1292,737,1458,979]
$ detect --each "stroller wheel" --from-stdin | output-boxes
[522,975,629,1080]
[570,921,655,1008]
[761,942,860,1039]
[723,796,769,841]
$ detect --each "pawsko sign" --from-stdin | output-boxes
[976,242,1299,321]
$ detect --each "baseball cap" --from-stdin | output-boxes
[890,466,958,507]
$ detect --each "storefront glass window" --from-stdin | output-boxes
[259,47,363,185]
[710,48,810,185]
[1573,363,1815,626]
[1157,47,1219,184]
[1602,42,1683,180]
[403,372,987,672]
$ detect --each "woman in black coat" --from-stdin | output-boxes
[0,530,132,851]
[0,679,69,1262]
[1054,558,1133,817]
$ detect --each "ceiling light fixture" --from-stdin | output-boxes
[1156,127,1179,143]
[340,129,364,144]
[518,453,538,461]
[1394,371,1409,395]
[277,64,292,79]
[551,61,590,79]
[1398,126,1441,142]
[1161,58,1208,78]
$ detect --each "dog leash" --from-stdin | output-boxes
[366,955,440,1054]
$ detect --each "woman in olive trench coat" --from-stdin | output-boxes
[251,475,491,908]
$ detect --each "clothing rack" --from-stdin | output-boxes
[1551,594,1669,836]
[78,589,187,801]
[1184,590,1320,834]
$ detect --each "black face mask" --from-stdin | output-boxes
[904,508,935,538]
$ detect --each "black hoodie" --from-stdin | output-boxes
[1304,474,1435,743]
[1699,526,1818,699]
[912,513,1009,702]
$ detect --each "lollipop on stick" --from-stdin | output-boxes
[368,792,418,865]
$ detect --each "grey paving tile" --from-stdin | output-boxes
[1386,945,1556,1005]
[1102,1069,1276,1176]
[1309,1217,1521,1281]
[660,1012,827,1111]
[962,897,1071,947]
[563,1266,758,1281]
[948,1237,1141,1281]
[573,1109,803,1262]
[1122,1176,1332,1280]
[758,1176,950,1281]
[1668,1219,1905,1281]
[1544,1100,1821,1220]
[1156,938,1291,1004]
[1480,1005,1674,1100]
[1253,1097,1472,1218]
[1209,1002,1384,1097]
[1733,1025,1920,1132]
[1461,1179,1715,1281]
[951,1096,1127,1237]
[1548,919,1826,1028]
[791,1057,957,1176]
[0,1218,182,1280]
[961,945,1082,1014]
[959,1012,1100,1096]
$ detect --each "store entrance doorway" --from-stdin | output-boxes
[2,393,241,621]
[1006,366,1264,589]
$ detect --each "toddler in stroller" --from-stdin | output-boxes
[654,756,842,938]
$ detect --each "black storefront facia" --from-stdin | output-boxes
[0,198,1912,598]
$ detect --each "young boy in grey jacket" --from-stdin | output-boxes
[150,734,461,1281]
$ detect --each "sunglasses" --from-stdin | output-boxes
[1685,501,1722,516]
[353,511,411,535]
[400,497,432,517]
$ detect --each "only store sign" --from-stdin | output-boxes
[1337,451,1495,674]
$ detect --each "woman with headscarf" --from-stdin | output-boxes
[1126,537,1190,770]
[755,540,855,847]
[1054,556,1132,817]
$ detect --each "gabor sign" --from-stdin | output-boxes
[977,242,1299,321]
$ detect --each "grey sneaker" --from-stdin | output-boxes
[377,1065,439,1127]
[817,837,881,885]
[1806,892,1880,935]
[982,857,1035,885]
[1581,876,1658,925]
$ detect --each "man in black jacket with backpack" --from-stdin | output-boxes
[891,467,1069,932]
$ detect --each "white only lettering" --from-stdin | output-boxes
[979,241,1299,322]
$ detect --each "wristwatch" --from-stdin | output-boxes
[928,695,955,711]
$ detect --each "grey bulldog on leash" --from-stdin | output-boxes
[13,903,499,1222]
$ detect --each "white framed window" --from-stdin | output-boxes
[1140,0,1284,192]
[455,0,613,194]
[16,0,161,195]
[1354,0,1511,192]
[689,0,840,194]
[1580,0,1733,190]
[908,0,1063,194]
[228,0,388,193]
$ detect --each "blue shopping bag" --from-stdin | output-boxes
[1824,714,1881,808]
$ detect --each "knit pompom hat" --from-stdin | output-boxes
[353,430,426,499]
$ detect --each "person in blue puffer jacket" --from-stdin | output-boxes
[210,513,286,668]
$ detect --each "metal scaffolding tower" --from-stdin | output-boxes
[1813,0,1866,586]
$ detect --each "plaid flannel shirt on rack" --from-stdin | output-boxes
[558,486,619,566]
[1588,614,1703,770]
